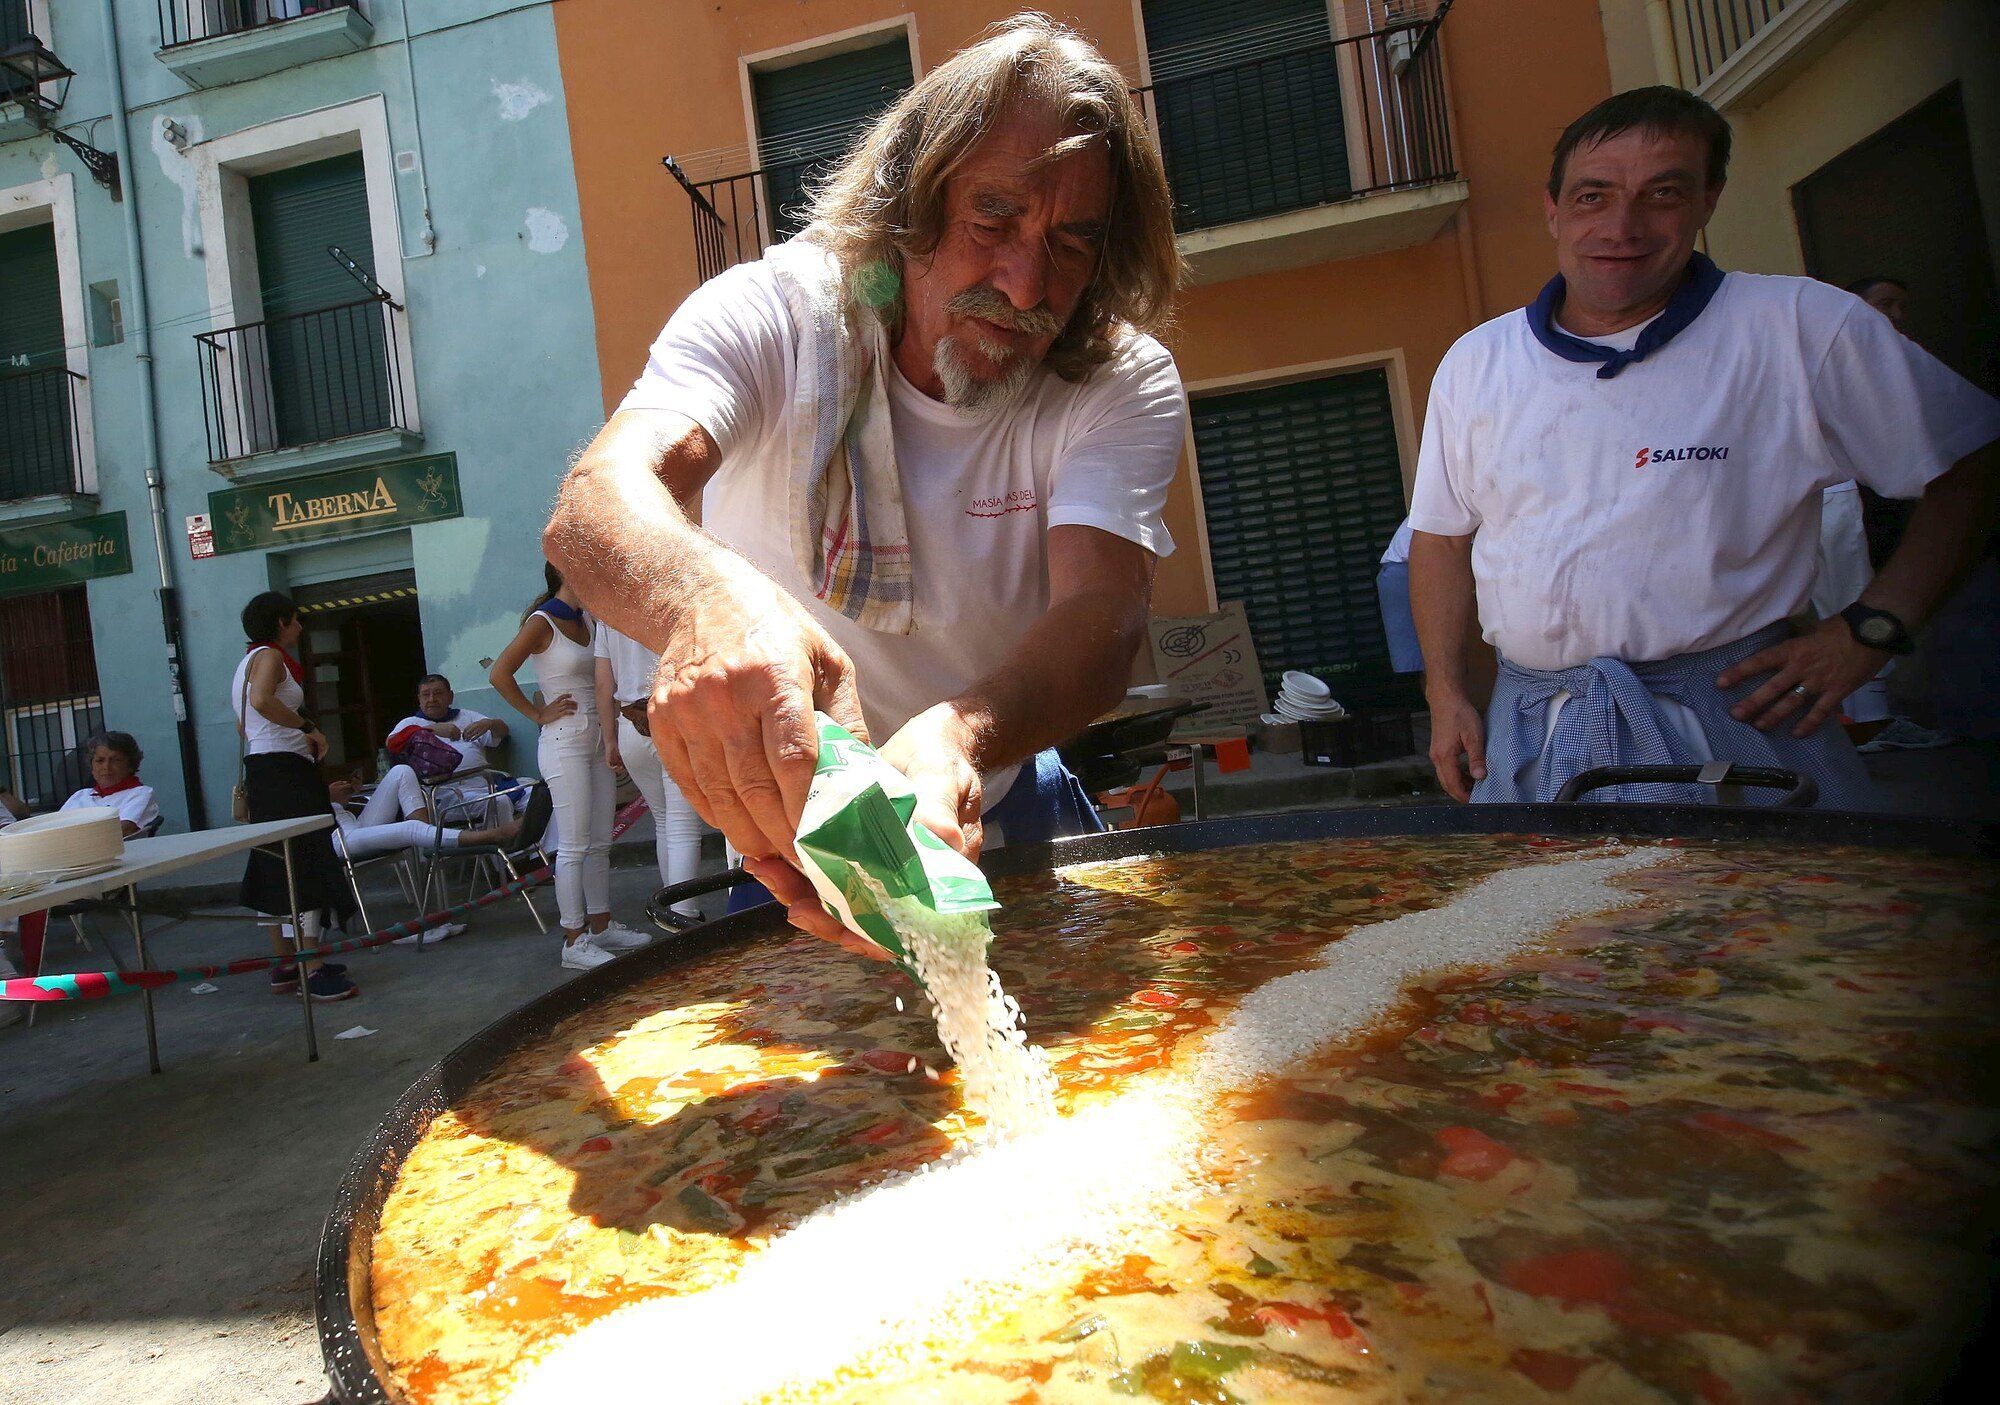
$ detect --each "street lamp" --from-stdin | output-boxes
[0,36,122,197]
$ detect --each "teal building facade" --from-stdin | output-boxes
[0,1,604,826]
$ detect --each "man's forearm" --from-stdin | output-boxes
[545,416,733,655]
[945,590,1148,776]
[1861,442,2000,629]
[1410,531,1479,703]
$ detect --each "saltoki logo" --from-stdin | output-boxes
[1634,444,1730,468]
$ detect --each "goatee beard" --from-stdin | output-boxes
[934,333,1035,413]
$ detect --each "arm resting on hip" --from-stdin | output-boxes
[1863,440,2000,628]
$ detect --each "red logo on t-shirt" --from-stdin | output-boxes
[966,489,1038,518]
[1634,446,1651,470]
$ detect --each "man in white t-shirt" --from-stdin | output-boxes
[392,674,515,823]
[546,18,1185,944]
[1409,87,2000,807]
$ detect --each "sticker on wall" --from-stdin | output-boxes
[186,513,215,560]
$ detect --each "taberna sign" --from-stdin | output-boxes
[206,453,463,555]
[0,512,135,598]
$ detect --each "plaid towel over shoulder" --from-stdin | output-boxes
[765,237,913,635]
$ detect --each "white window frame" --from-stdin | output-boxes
[0,171,97,496]
[190,94,417,460]
[737,15,921,256]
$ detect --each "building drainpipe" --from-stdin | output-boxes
[97,0,207,828]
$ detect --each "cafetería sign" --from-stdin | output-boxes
[206,453,463,555]
[0,512,135,599]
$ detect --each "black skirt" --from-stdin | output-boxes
[238,751,357,924]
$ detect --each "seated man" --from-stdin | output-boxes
[391,673,515,824]
[1410,88,2000,807]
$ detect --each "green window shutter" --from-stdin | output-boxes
[248,153,389,448]
[1141,0,1349,231]
[753,38,913,241]
[1190,369,1406,691]
[0,222,75,498]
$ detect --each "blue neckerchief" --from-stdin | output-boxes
[540,597,584,623]
[1527,251,1725,380]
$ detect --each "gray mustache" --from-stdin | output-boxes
[944,286,1062,338]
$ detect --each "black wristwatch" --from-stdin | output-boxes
[1840,602,1915,656]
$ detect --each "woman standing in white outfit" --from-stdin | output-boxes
[489,565,650,969]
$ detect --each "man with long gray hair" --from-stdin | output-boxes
[547,15,1184,948]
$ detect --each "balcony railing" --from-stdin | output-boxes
[666,7,1455,285]
[195,297,408,463]
[0,366,87,500]
[1135,13,1455,235]
[1673,0,1801,87]
[157,0,360,49]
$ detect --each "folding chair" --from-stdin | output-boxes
[412,781,553,943]
[334,807,426,940]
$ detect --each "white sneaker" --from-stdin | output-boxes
[392,921,465,947]
[560,934,616,971]
[594,921,652,952]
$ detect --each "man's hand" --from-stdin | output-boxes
[649,560,868,864]
[461,719,497,742]
[740,854,889,960]
[1719,617,1890,737]
[431,721,463,741]
[880,703,985,860]
[1427,691,1488,802]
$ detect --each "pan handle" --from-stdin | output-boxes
[1554,764,1818,808]
[646,866,757,931]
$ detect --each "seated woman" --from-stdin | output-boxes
[59,732,162,837]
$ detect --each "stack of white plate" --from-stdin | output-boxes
[1269,670,1347,725]
[0,807,125,879]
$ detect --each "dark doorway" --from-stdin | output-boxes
[293,570,423,778]
[1793,84,1998,393]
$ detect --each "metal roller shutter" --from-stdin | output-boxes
[1191,369,1407,690]
[249,151,389,447]
[1141,0,1349,231]
[753,38,914,241]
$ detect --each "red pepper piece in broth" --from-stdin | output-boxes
[1435,1126,1520,1181]
[1685,1110,1805,1152]
[1133,989,1182,1009]
[1510,1348,1593,1392]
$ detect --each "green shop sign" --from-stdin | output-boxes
[207,453,463,555]
[0,512,134,598]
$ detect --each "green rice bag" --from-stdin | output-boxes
[792,712,998,966]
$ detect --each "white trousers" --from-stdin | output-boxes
[541,719,614,930]
[358,765,426,825]
[333,812,462,861]
[617,714,706,915]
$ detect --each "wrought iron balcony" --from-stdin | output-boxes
[1134,10,1456,236]
[0,366,87,501]
[666,4,1456,286]
[1673,0,1801,88]
[157,0,362,49]
[195,297,409,464]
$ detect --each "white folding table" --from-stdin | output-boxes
[0,815,335,1073]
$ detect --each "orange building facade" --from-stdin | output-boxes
[550,0,1614,684]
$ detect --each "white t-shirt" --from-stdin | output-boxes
[1409,273,2000,671]
[593,622,660,706]
[61,783,161,833]
[393,707,501,772]
[618,256,1187,809]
